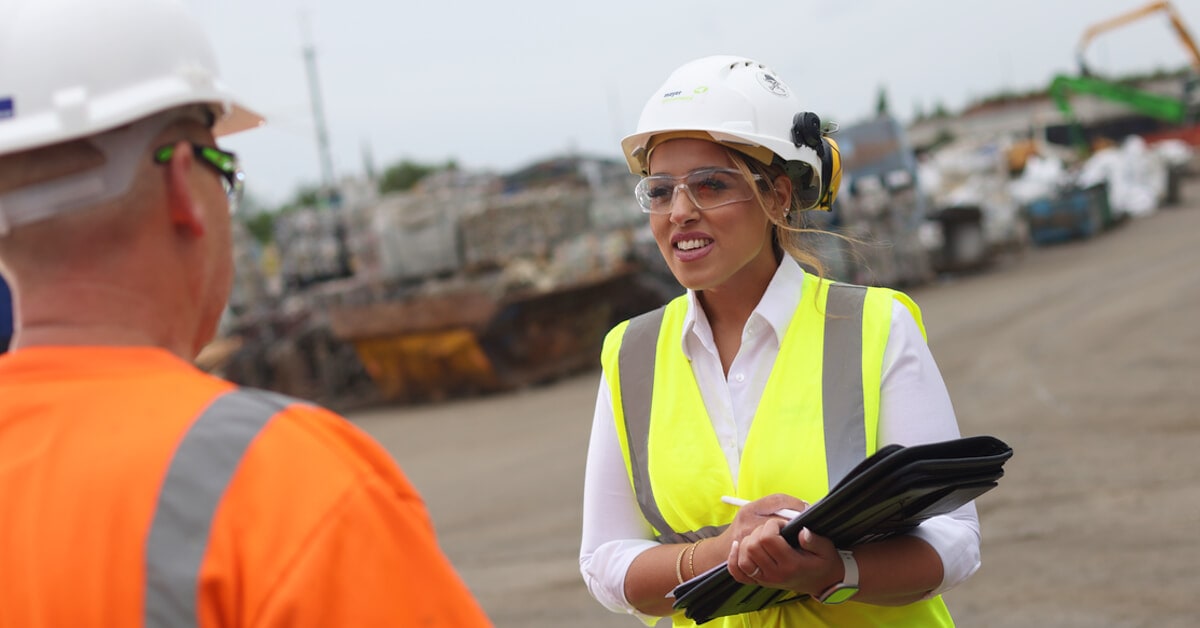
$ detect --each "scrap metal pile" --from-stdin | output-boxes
[208,158,678,408]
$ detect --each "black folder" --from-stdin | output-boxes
[671,435,1013,624]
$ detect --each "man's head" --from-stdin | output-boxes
[0,0,264,356]
[0,0,262,230]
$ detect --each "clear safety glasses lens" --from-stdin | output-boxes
[153,144,245,213]
[635,168,762,214]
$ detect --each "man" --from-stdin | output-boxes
[0,0,491,625]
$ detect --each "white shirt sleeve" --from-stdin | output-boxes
[579,376,663,625]
[878,300,981,596]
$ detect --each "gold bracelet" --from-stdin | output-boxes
[687,538,708,580]
[674,543,689,585]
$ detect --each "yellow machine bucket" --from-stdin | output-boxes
[328,266,658,403]
[349,329,498,401]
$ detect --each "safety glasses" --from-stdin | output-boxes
[153,143,245,213]
[634,167,764,214]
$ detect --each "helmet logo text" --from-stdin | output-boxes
[661,85,709,104]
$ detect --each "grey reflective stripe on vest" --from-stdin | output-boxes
[144,388,296,628]
[617,283,868,542]
[821,284,868,487]
[617,307,674,540]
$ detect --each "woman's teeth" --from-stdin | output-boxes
[676,239,710,251]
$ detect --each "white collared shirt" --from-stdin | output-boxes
[579,257,980,623]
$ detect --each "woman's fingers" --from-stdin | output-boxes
[728,539,763,583]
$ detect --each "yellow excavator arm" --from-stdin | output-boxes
[1077,1,1200,74]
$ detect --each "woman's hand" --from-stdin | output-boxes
[726,519,843,598]
[720,493,809,547]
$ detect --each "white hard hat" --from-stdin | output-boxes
[0,0,263,157]
[621,55,835,210]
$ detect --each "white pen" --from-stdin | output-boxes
[721,495,804,520]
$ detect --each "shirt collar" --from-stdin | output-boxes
[679,256,808,359]
[757,255,806,345]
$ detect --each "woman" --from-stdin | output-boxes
[579,56,979,626]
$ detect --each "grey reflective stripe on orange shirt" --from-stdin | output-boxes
[617,283,868,542]
[144,388,295,628]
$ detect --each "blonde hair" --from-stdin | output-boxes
[724,149,834,279]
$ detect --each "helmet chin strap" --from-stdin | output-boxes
[0,106,210,235]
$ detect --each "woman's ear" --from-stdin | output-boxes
[163,141,206,237]
[771,173,794,216]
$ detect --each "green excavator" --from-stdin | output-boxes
[1051,0,1200,154]
[1050,74,1193,152]
[1026,2,1199,244]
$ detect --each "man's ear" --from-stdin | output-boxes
[163,141,206,237]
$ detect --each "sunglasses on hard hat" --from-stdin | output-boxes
[634,167,765,214]
[152,143,245,213]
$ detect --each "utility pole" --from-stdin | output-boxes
[299,12,351,280]
[300,12,336,208]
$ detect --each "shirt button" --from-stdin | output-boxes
[734,373,745,383]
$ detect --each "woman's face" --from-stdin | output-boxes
[646,138,781,294]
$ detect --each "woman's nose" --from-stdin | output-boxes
[668,184,700,225]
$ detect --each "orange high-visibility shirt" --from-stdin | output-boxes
[0,346,491,627]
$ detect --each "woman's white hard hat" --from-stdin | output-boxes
[621,55,826,208]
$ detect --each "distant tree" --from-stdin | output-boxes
[875,85,890,117]
[277,185,321,212]
[299,187,321,206]
[378,160,438,195]
[932,101,949,119]
[932,128,956,149]
[243,186,322,244]
[238,190,268,216]
[242,212,276,245]
[913,102,927,123]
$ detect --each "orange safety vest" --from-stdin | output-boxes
[0,346,491,627]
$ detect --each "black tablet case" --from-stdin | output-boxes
[671,435,1013,624]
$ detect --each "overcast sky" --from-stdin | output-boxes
[182,0,1200,207]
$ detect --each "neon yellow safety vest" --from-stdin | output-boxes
[600,273,954,627]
